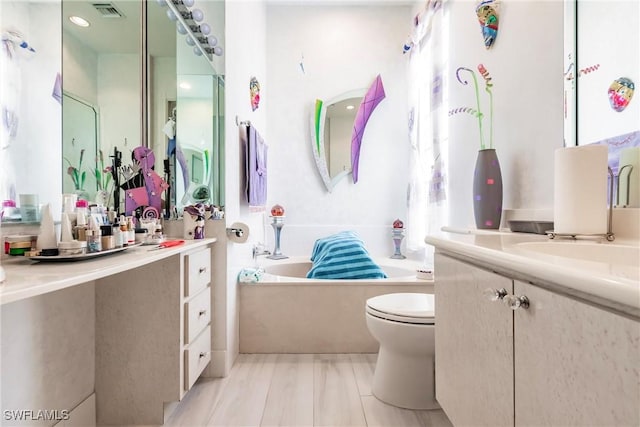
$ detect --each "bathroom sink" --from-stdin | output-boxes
[516,241,640,267]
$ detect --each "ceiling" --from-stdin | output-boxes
[62,0,176,57]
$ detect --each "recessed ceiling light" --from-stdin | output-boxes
[346,105,355,110]
[179,82,192,90]
[69,16,90,27]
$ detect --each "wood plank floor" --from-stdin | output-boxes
[166,354,452,427]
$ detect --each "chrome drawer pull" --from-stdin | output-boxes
[198,309,207,316]
[504,294,530,310]
[198,267,207,274]
[483,287,508,302]
[199,351,210,359]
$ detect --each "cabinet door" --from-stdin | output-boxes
[514,281,640,426]
[435,253,514,427]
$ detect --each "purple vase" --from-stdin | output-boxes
[473,148,503,229]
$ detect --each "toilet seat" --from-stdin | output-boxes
[366,293,435,325]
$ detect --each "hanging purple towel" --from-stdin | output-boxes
[246,125,267,208]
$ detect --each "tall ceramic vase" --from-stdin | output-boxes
[473,148,503,229]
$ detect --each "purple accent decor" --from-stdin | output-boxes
[351,74,386,183]
[473,148,503,229]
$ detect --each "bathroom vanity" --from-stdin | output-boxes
[426,231,640,427]
[0,239,216,425]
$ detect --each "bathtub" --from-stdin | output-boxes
[239,256,432,353]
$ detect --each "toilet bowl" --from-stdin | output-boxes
[365,292,438,410]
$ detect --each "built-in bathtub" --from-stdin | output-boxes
[239,256,432,353]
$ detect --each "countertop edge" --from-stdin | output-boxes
[0,238,216,305]
[425,235,640,319]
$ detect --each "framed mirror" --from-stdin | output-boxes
[310,89,365,192]
[310,74,385,192]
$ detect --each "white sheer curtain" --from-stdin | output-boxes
[406,1,449,267]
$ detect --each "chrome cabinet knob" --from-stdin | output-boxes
[504,294,530,310]
[199,267,207,274]
[198,309,207,316]
[483,287,508,302]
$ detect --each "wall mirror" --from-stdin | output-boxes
[58,0,225,215]
[566,0,639,147]
[310,74,385,192]
[310,89,365,192]
[1,0,61,222]
[62,0,142,208]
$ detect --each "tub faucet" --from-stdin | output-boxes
[252,243,271,261]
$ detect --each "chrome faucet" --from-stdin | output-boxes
[252,243,271,261]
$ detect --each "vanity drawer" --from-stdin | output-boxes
[185,286,211,344]
[185,325,211,391]
[185,248,211,297]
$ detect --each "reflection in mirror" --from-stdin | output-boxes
[149,0,225,215]
[175,74,214,206]
[571,0,640,207]
[61,93,98,202]
[311,89,365,192]
[576,0,639,146]
[62,0,142,209]
[1,0,61,220]
[325,97,361,180]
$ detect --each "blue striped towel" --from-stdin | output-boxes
[306,231,387,279]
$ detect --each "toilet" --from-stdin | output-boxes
[365,292,438,410]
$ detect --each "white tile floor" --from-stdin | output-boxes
[165,354,452,427]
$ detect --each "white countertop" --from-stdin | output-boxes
[0,239,216,306]
[425,230,640,317]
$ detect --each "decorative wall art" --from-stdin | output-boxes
[351,74,386,183]
[608,77,635,112]
[250,77,260,111]
[476,0,499,49]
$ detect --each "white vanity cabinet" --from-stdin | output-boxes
[95,245,213,425]
[435,252,514,427]
[183,248,212,391]
[435,252,640,427]
[513,280,640,426]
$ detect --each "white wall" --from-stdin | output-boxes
[446,0,564,228]
[265,4,412,258]
[223,0,268,374]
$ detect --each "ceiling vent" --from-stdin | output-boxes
[92,3,125,18]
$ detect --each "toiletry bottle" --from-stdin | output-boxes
[120,215,128,246]
[87,217,103,253]
[101,225,114,251]
[113,223,123,248]
[74,210,88,241]
[126,217,136,245]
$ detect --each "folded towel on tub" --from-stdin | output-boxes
[307,231,387,279]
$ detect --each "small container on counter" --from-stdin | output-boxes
[86,229,102,253]
[135,228,148,244]
[101,225,115,250]
[58,240,87,256]
[113,224,123,248]
[4,235,37,256]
